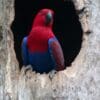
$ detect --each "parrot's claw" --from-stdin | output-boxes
[49,70,57,80]
[24,65,32,74]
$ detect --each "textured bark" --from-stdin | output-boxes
[0,0,100,100]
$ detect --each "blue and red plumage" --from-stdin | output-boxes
[21,9,65,73]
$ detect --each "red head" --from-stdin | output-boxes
[32,9,54,28]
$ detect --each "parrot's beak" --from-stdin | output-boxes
[45,12,53,25]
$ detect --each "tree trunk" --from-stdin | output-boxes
[0,0,100,100]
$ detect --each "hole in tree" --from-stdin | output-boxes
[11,0,83,71]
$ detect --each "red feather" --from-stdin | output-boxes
[28,27,54,52]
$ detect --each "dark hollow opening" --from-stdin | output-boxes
[11,0,83,69]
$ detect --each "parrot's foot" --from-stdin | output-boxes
[49,70,57,80]
[24,65,32,75]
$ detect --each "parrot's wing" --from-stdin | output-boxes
[21,37,29,66]
[49,38,65,71]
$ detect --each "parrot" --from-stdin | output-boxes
[21,9,65,73]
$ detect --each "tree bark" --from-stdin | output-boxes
[0,0,100,100]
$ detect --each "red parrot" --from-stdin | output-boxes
[21,9,65,73]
